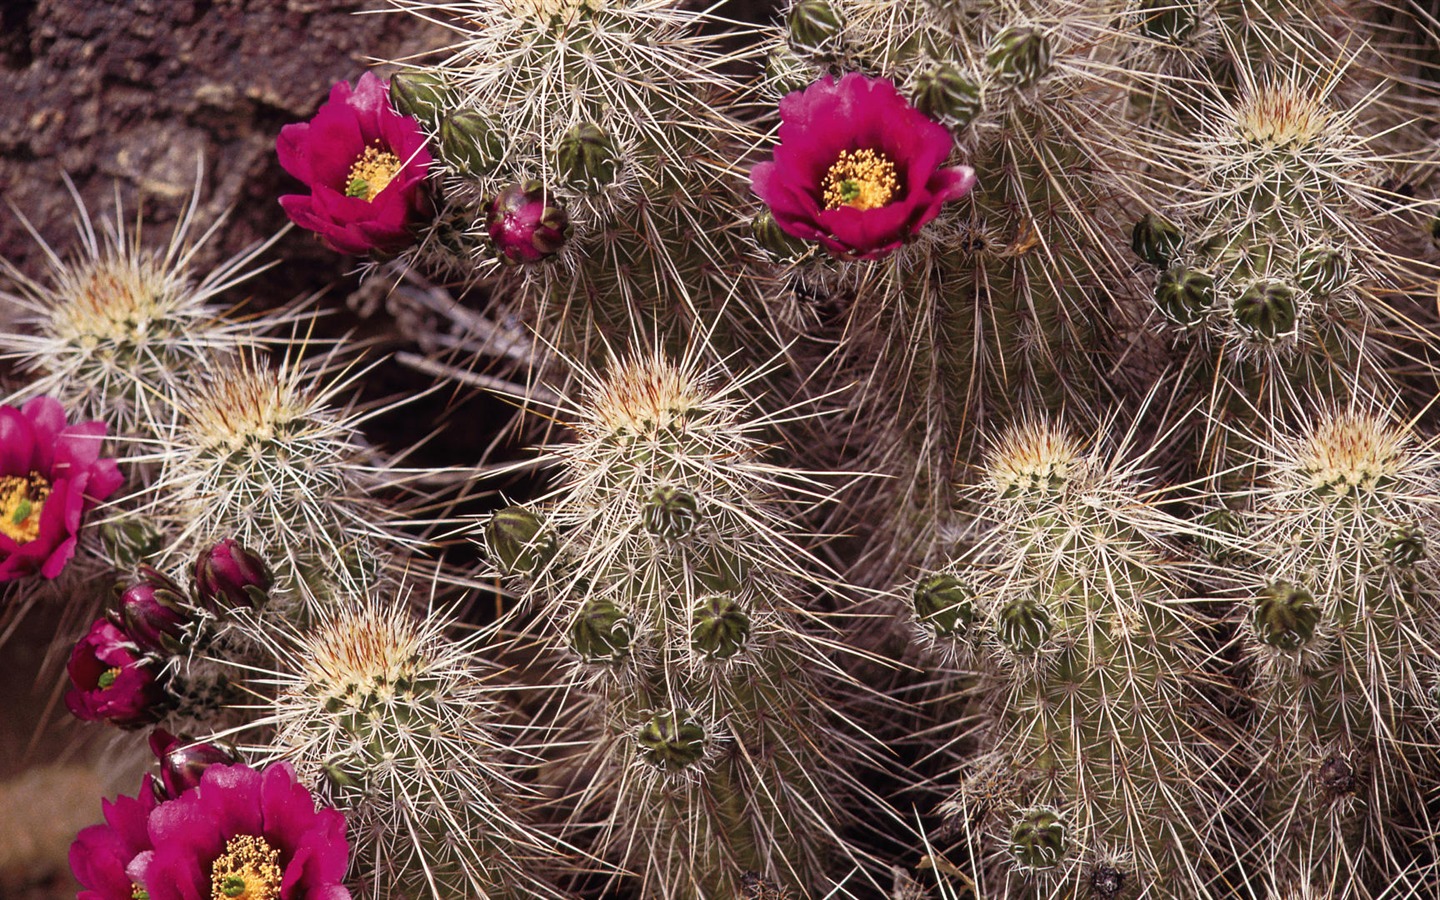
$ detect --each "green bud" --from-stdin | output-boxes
[751,210,808,261]
[389,71,452,129]
[1136,0,1200,42]
[911,63,982,128]
[997,594,1050,653]
[787,0,844,53]
[912,574,976,637]
[643,486,699,539]
[1383,524,1425,568]
[1232,279,1297,341]
[1254,582,1321,651]
[692,594,751,659]
[439,111,506,176]
[636,710,707,772]
[1295,246,1349,297]
[1131,213,1183,268]
[986,27,1052,88]
[556,122,617,191]
[570,598,633,662]
[485,506,557,577]
[1154,267,1213,326]
[1009,808,1067,869]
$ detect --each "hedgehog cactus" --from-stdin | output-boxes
[762,0,1158,577]
[483,350,877,898]
[1238,406,1440,897]
[912,418,1225,897]
[384,0,772,365]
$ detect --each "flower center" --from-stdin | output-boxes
[822,148,899,211]
[345,145,403,201]
[0,472,49,545]
[209,834,282,900]
[132,886,149,900]
[97,667,122,689]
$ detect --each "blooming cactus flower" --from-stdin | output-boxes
[65,618,166,728]
[750,72,977,260]
[0,396,122,581]
[71,764,350,900]
[126,763,352,900]
[277,71,433,255]
[69,775,159,900]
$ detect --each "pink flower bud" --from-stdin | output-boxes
[193,539,273,610]
[486,181,572,264]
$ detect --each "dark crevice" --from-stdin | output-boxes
[0,0,39,70]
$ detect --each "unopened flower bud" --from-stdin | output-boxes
[986,27,1052,88]
[643,486,699,539]
[486,506,557,576]
[691,595,750,659]
[569,598,632,662]
[556,122,617,191]
[1154,267,1213,326]
[1295,245,1349,297]
[1131,213,1183,268]
[1383,524,1425,568]
[787,0,844,54]
[113,566,189,655]
[911,63,982,128]
[764,45,815,96]
[194,540,272,611]
[636,710,707,772]
[1010,808,1066,869]
[149,729,241,800]
[1136,0,1199,42]
[751,210,807,262]
[388,71,452,129]
[487,181,572,264]
[997,594,1050,653]
[1254,582,1320,650]
[439,110,506,176]
[1232,279,1297,341]
[912,574,976,637]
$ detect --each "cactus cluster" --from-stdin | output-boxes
[8,1,1440,899]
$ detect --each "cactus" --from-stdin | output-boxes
[383,0,775,373]
[482,349,881,898]
[912,418,1227,897]
[1236,406,1440,896]
[249,596,568,899]
[0,174,283,440]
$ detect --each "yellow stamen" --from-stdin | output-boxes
[344,145,403,202]
[0,472,49,545]
[822,148,899,211]
[209,834,282,900]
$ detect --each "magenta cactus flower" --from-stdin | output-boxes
[112,566,189,654]
[193,538,273,610]
[277,71,433,255]
[125,763,351,900]
[65,618,166,728]
[487,180,572,264]
[0,396,122,582]
[70,776,159,900]
[750,72,977,260]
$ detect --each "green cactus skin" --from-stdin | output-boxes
[913,419,1230,898]
[482,352,882,899]
[1239,409,1440,897]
